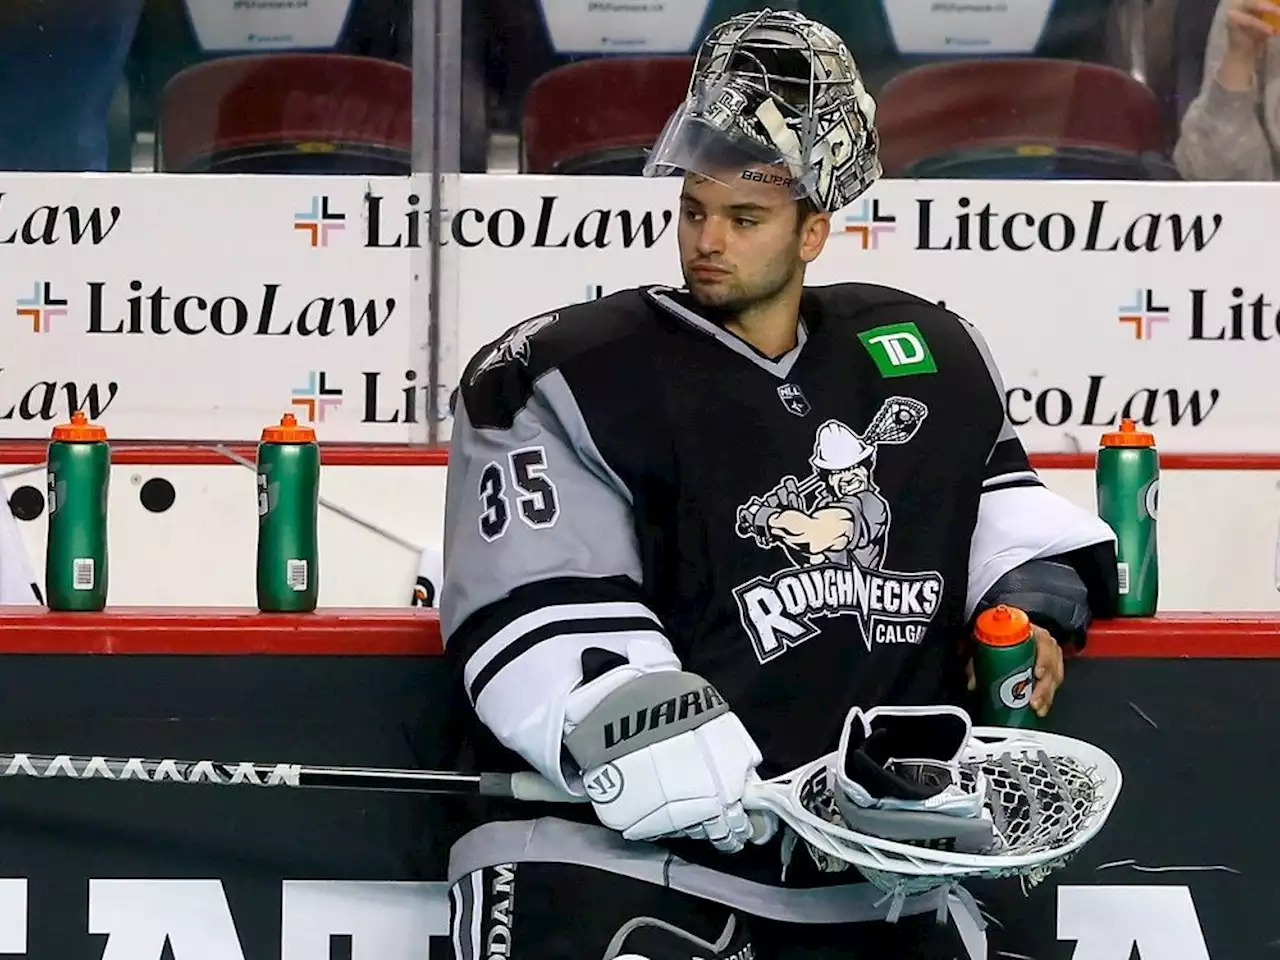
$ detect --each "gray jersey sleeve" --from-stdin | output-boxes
[955,319,1116,619]
[442,368,680,793]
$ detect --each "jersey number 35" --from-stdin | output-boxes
[478,446,561,541]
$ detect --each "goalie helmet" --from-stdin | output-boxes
[642,8,881,215]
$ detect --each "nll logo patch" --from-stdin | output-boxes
[733,397,944,662]
[776,382,810,417]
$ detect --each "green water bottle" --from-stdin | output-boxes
[972,604,1039,728]
[256,413,320,613]
[45,411,110,612]
[1096,419,1158,616]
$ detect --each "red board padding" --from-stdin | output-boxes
[2,442,1280,471]
[0,608,442,655]
[0,608,1277,658]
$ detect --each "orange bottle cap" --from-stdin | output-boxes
[261,412,316,443]
[50,410,107,442]
[974,604,1032,647]
[1099,418,1154,448]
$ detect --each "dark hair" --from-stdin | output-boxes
[795,196,820,232]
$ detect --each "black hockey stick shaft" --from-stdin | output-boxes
[0,752,778,842]
[0,752,582,803]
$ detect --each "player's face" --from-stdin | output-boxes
[677,168,829,313]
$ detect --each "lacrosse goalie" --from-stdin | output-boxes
[439,8,1120,959]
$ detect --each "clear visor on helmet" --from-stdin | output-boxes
[642,77,818,201]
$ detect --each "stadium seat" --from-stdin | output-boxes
[875,58,1166,179]
[158,53,411,174]
[481,0,759,137]
[800,0,1140,92]
[900,144,1180,180]
[520,56,694,174]
[127,0,417,168]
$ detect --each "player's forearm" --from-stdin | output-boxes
[449,579,682,794]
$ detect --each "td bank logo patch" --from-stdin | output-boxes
[858,322,937,378]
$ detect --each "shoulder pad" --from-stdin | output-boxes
[459,287,650,429]
[806,283,991,380]
[806,282,978,339]
[806,282,957,329]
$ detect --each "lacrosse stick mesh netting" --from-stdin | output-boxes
[790,745,1110,898]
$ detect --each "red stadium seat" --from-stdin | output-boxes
[158,53,412,174]
[520,56,694,175]
[875,58,1164,178]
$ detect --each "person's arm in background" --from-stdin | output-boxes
[1174,0,1279,180]
[0,496,41,605]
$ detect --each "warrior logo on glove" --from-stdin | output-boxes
[733,397,944,663]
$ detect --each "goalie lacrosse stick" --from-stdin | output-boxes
[0,724,1118,904]
[741,726,1122,903]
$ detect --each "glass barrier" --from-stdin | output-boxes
[0,0,413,173]
[456,0,1275,183]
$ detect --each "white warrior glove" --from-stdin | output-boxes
[830,705,995,854]
[563,671,777,853]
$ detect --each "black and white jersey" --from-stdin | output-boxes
[440,282,1116,871]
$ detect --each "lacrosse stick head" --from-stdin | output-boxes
[750,725,1121,902]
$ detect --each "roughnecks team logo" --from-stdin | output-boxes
[733,397,945,663]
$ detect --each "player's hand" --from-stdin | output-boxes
[964,624,1064,718]
[564,672,776,854]
[1029,625,1064,718]
[580,711,771,852]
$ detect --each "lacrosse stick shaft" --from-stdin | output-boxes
[0,752,583,803]
[0,752,782,837]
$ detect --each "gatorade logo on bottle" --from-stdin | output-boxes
[998,667,1034,710]
[1143,478,1159,521]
